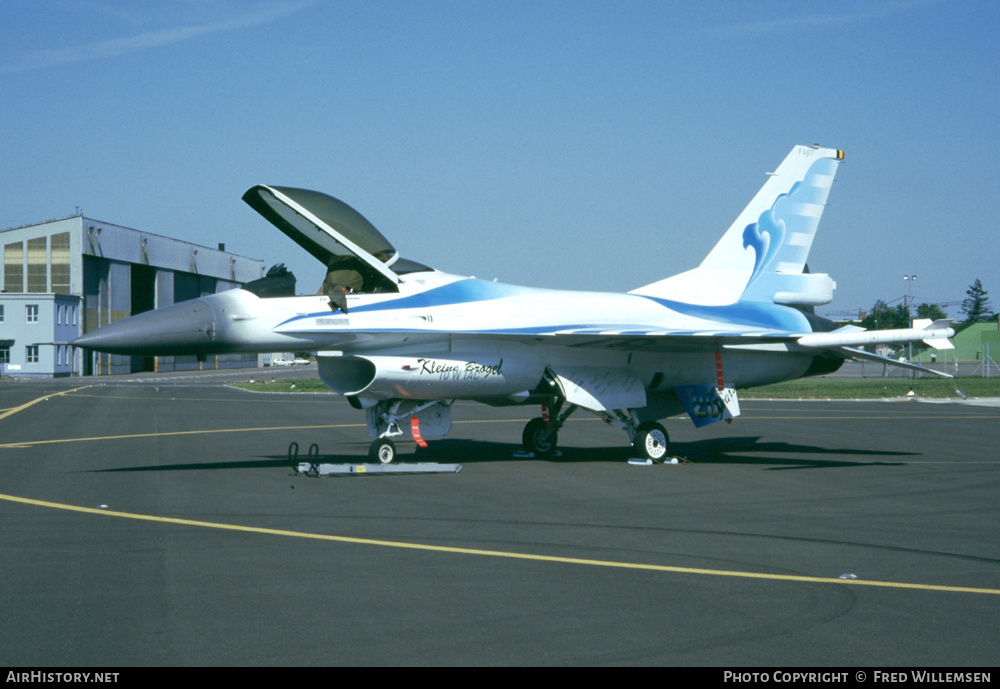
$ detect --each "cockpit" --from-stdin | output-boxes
[240,185,432,299]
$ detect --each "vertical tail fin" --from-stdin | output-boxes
[631,145,844,305]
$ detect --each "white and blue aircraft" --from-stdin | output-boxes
[74,145,955,463]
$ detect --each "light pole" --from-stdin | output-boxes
[904,275,916,373]
[903,275,916,327]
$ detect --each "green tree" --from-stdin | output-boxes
[860,300,910,330]
[916,303,947,321]
[961,279,992,323]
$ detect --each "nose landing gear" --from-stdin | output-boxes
[369,438,397,464]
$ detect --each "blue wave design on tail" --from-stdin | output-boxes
[739,157,838,303]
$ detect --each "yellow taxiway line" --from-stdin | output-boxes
[0,423,365,449]
[1,492,997,597]
[0,384,93,423]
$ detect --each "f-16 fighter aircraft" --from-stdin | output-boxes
[74,145,955,463]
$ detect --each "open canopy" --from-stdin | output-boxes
[243,185,413,287]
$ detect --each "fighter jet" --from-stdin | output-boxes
[74,145,955,463]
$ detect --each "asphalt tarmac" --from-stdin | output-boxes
[2,371,998,666]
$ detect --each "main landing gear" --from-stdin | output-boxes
[521,417,560,456]
[520,399,671,461]
[632,421,670,461]
[521,396,578,457]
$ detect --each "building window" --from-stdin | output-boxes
[27,236,47,293]
[26,304,39,323]
[51,232,71,294]
[26,345,39,364]
[0,347,9,364]
[0,304,4,322]
[4,241,23,293]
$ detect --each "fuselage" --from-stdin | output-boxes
[73,267,826,404]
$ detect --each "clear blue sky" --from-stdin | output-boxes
[3,0,997,318]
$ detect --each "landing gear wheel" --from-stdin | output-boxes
[634,422,670,461]
[522,417,558,456]
[369,438,396,464]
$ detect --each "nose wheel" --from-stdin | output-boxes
[369,438,397,464]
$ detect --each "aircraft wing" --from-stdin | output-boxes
[468,328,804,352]
[296,321,956,386]
[286,323,805,353]
[509,319,959,355]
[287,320,956,355]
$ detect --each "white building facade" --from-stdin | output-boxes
[1,215,265,377]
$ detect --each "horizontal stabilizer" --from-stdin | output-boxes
[839,347,953,378]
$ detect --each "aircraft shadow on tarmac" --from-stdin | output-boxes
[90,436,914,473]
[92,458,295,473]
[408,437,914,470]
[669,437,913,470]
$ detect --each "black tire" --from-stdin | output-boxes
[522,417,558,456]
[633,422,670,461]
[369,438,396,464]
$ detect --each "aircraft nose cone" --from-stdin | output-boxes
[73,299,217,355]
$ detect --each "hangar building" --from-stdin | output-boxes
[1,214,265,377]
[951,318,1000,363]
